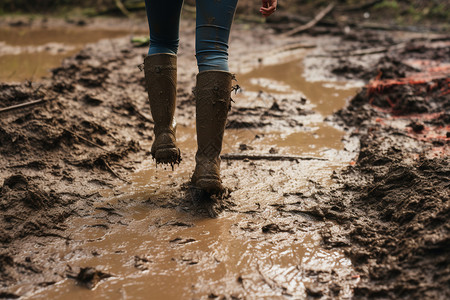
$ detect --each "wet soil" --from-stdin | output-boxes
[0,15,449,299]
[0,17,147,82]
[323,34,450,298]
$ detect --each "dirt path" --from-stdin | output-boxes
[1,16,449,299]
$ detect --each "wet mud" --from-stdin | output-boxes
[0,17,146,82]
[324,35,450,298]
[0,15,449,300]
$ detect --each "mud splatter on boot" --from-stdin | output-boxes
[144,53,181,167]
[191,71,233,195]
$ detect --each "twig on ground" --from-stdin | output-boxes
[115,0,132,17]
[64,129,109,152]
[269,42,317,55]
[0,99,47,114]
[337,0,383,12]
[309,43,406,58]
[357,23,438,32]
[102,159,130,184]
[282,3,335,37]
[256,265,276,290]
[221,153,327,161]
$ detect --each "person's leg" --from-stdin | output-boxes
[145,0,184,55]
[191,0,238,193]
[143,0,184,166]
[195,0,238,72]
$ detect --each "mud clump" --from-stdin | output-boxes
[71,267,112,289]
[0,20,149,292]
[0,174,69,245]
[330,142,450,299]
[368,78,449,116]
[325,39,450,299]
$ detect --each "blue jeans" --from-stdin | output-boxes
[145,0,238,72]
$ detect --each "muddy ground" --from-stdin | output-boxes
[323,45,450,298]
[0,14,449,299]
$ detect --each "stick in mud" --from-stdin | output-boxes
[309,43,406,58]
[0,99,47,114]
[63,129,109,152]
[282,3,335,37]
[221,153,328,161]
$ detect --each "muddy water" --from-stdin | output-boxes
[237,58,358,116]
[29,206,353,299]
[0,27,143,82]
[29,52,361,298]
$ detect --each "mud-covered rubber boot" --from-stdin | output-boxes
[191,71,233,194]
[144,53,181,166]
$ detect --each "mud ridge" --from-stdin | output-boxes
[321,39,450,299]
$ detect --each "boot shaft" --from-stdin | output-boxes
[144,53,177,135]
[194,71,233,160]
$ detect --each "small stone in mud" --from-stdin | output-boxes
[408,121,424,133]
[0,292,20,299]
[305,284,324,298]
[261,223,293,234]
[74,267,112,289]
[269,147,278,154]
[269,101,282,111]
[239,143,253,151]
[75,53,91,60]
[134,256,152,271]
[262,223,280,233]
[81,94,104,106]
[170,237,196,244]
[329,283,342,295]
[9,19,30,27]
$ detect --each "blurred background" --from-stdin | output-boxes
[0,0,448,82]
[0,0,449,26]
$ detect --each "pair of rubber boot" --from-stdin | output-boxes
[144,53,232,195]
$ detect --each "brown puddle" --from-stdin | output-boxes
[0,26,143,82]
[30,207,353,299]
[237,58,359,116]
[28,50,362,298]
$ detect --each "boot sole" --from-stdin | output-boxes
[153,147,181,166]
[194,178,224,195]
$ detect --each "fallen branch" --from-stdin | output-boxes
[310,47,388,58]
[0,99,47,114]
[259,42,317,60]
[282,3,335,37]
[220,153,327,161]
[271,42,317,54]
[356,22,439,32]
[115,0,132,18]
[337,0,383,12]
[256,264,276,290]
[64,129,109,152]
[103,159,130,184]
[309,43,405,58]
